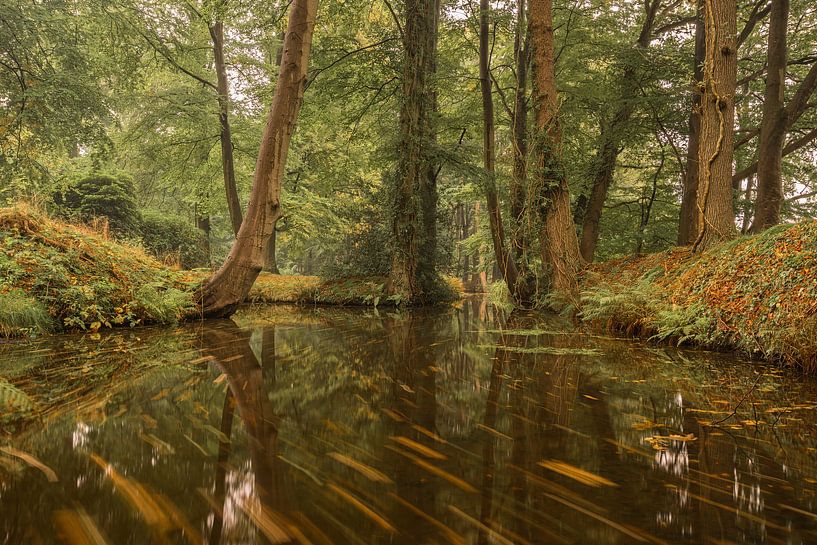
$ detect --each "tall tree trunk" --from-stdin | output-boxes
[678,0,706,245]
[479,0,519,297]
[751,0,789,233]
[510,0,533,304]
[693,0,737,251]
[420,0,440,286]
[528,0,583,299]
[196,213,212,267]
[578,0,659,262]
[388,0,437,302]
[197,0,317,317]
[209,19,244,236]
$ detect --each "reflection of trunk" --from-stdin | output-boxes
[750,0,789,233]
[578,0,658,262]
[678,0,705,245]
[209,19,243,237]
[477,336,506,545]
[388,0,438,302]
[479,0,519,298]
[693,0,737,252]
[208,389,234,545]
[202,323,281,510]
[529,0,582,299]
[385,312,443,534]
[197,0,317,317]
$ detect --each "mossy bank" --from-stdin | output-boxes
[0,207,462,337]
[580,221,817,373]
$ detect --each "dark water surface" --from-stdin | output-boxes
[2,301,817,544]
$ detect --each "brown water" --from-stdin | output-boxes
[2,300,817,545]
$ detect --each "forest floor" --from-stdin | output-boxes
[580,221,817,373]
[0,206,461,337]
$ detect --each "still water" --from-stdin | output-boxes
[1,300,817,544]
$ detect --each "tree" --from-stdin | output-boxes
[209,4,244,236]
[528,0,582,298]
[197,0,318,317]
[388,0,439,303]
[479,0,520,301]
[577,0,661,262]
[677,0,706,246]
[693,0,737,251]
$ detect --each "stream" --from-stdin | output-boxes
[1,300,817,544]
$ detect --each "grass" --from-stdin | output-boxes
[580,221,817,372]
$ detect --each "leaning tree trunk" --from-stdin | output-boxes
[479,0,519,299]
[694,0,737,252]
[388,0,437,302]
[210,18,244,237]
[750,0,789,233]
[197,0,317,317]
[528,0,583,300]
[578,0,659,262]
[678,0,706,246]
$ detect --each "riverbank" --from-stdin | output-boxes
[0,206,461,336]
[580,221,817,373]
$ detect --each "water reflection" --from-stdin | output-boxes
[1,301,817,544]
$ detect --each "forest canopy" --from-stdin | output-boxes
[1,0,816,309]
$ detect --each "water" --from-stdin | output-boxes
[2,300,817,544]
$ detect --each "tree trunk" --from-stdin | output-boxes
[751,0,789,233]
[509,0,534,304]
[196,213,212,267]
[209,19,244,237]
[479,0,519,298]
[388,0,438,302]
[579,0,659,262]
[197,0,317,317]
[264,222,280,274]
[693,0,737,251]
[678,0,706,245]
[419,0,440,287]
[528,0,583,300]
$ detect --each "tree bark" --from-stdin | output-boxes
[751,0,789,232]
[197,0,317,317]
[528,0,583,299]
[678,0,705,245]
[693,0,737,251]
[578,0,660,262]
[479,0,519,298]
[209,19,244,237]
[388,0,438,302]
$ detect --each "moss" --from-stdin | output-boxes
[583,221,817,373]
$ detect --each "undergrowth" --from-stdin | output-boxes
[0,205,194,336]
[581,221,817,372]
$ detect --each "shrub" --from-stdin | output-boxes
[54,171,142,237]
[140,210,209,269]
